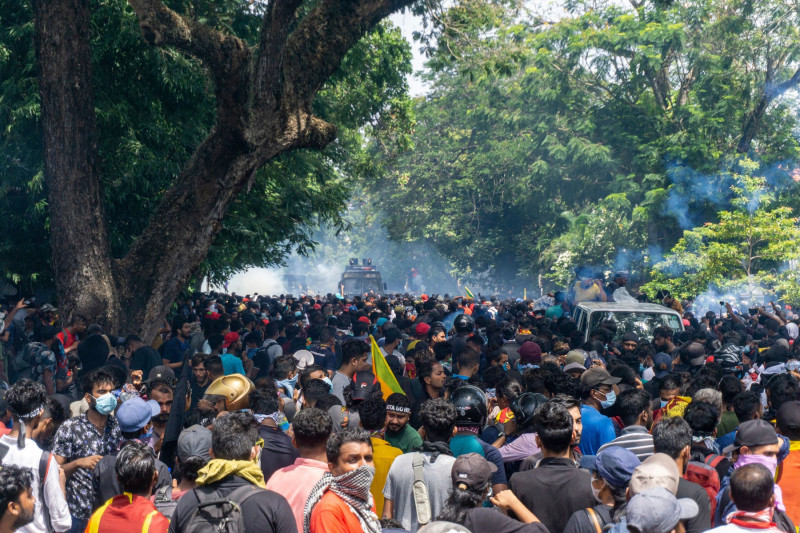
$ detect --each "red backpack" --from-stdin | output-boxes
[685,460,720,521]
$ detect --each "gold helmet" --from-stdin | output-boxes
[205,374,254,411]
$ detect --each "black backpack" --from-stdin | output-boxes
[186,485,262,533]
[153,485,178,520]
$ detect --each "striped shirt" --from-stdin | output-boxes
[597,425,654,461]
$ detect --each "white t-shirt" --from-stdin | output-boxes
[0,434,72,533]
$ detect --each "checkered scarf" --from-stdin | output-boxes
[303,465,381,533]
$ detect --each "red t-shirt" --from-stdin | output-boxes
[309,491,376,533]
[57,328,76,349]
[86,493,169,533]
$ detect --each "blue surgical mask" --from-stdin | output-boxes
[94,393,117,415]
[322,376,333,392]
[502,362,510,371]
[599,390,616,409]
[140,426,154,441]
[277,375,299,396]
[660,399,669,408]
[247,347,259,358]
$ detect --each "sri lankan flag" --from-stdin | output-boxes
[370,335,405,400]
[465,286,475,299]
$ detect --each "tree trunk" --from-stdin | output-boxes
[737,96,768,154]
[33,0,121,330]
[33,0,414,341]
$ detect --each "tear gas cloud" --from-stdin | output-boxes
[218,221,461,296]
[689,281,771,317]
[664,158,798,229]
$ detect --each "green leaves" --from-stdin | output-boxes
[0,0,413,291]
[642,159,800,300]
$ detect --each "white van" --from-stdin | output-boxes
[572,302,684,343]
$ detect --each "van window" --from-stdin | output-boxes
[588,311,681,341]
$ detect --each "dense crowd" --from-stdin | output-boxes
[0,285,799,533]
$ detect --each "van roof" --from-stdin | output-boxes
[574,302,682,315]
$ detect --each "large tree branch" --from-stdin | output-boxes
[282,0,416,108]
[252,0,305,115]
[127,0,250,125]
[738,65,800,153]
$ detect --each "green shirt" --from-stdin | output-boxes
[717,410,738,438]
[450,434,485,457]
[385,424,423,453]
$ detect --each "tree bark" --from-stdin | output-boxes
[33,0,120,330]
[33,0,415,341]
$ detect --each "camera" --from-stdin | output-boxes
[719,301,725,306]
[749,308,758,315]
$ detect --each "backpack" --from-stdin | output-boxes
[703,453,726,470]
[153,485,178,519]
[186,484,262,533]
[685,460,720,519]
[412,453,431,527]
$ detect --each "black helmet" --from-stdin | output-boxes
[449,385,487,427]
[454,313,475,334]
[510,392,547,429]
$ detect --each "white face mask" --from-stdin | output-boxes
[591,477,605,503]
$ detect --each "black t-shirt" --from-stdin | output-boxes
[258,424,299,482]
[93,451,171,509]
[563,504,613,533]
[463,507,550,533]
[130,346,162,379]
[510,457,594,533]
[189,376,209,410]
[677,477,711,533]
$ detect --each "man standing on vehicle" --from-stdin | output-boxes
[572,268,607,303]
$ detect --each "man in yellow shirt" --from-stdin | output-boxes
[573,269,607,303]
[357,397,402,516]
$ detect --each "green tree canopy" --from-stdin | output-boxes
[372,0,800,291]
[642,158,800,303]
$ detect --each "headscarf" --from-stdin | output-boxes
[303,465,380,533]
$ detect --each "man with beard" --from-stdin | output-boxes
[619,333,639,360]
[653,327,679,360]
[147,379,174,444]
[383,393,422,453]
[383,398,458,531]
[52,368,122,533]
[0,465,36,533]
[189,355,209,411]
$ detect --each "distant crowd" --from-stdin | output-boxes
[0,287,798,533]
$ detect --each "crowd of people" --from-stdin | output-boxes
[0,286,798,533]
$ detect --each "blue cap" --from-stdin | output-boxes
[116,397,160,433]
[580,446,640,489]
[376,317,389,328]
[653,352,673,379]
